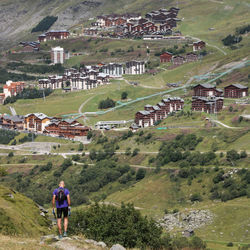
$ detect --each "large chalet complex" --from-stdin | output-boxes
[0,113,90,139]
[192,97,224,114]
[89,7,181,39]
[39,61,145,90]
[135,97,184,127]
[192,83,224,113]
[38,30,70,42]
[39,66,110,91]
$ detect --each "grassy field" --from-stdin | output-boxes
[104,171,250,244]
[0,185,50,236]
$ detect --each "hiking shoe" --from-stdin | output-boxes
[63,232,67,237]
[59,234,63,240]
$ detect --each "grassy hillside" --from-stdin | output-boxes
[0,185,50,236]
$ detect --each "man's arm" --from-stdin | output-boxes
[67,194,71,207]
[52,194,56,209]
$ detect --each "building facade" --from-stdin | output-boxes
[135,97,184,127]
[224,84,248,98]
[125,61,145,75]
[102,63,123,77]
[51,47,65,64]
[192,97,224,113]
[160,52,173,62]
[193,84,223,97]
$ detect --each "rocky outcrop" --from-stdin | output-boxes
[159,209,213,231]
[110,244,126,250]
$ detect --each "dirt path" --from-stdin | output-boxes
[189,35,227,55]
[123,77,164,89]
[211,119,241,129]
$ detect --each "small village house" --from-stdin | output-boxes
[224,84,248,98]
[172,55,185,65]
[193,40,206,52]
[160,52,173,63]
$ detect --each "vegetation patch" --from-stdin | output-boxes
[31,16,58,33]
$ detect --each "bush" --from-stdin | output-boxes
[222,34,242,46]
[132,148,140,157]
[121,91,128,100]
[78,143,83,151]
[0,129,19,144]
[136,168,146,180]
[190,193,203,202]
[31,16,58,33]
[98,98,116,109]
[227,242,234,247]
[0,167,7,177]
[226,150,240,162]
[87,131,93,140]
[69,203,162,249]
[8,152,14,157]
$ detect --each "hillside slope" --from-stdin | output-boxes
[0,185,50,236]
[0,0,170,50]
[1,0,249,51]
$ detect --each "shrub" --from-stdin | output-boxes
[0,167,7,177]
[132,148,140,157]
[69,203,162,249]
[0,129,19,144]
[226,242,233,247]
[121,91,128,100]
[226,150,240,162]
[222,34,242,46]
[87,131,93,140]
[190,193,203,202]
[8,152,14,157]
[136,168,146,180]
[98,98,116,109]
[78,143,84,151]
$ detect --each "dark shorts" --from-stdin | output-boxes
[56,207,68,219]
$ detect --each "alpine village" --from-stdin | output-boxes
[0,0,249,249]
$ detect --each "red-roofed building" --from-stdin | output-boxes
[3,81,25,99]
[160,52,173,63]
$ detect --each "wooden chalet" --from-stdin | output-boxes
[24,113,52,133]
[186,52,198,62]
[135,110,155,128]
[135,97,184,127]
[172,55,185,65]
[38,30,70,42]
[193,40,206,51]
[160,52,173,63]
[193,83,223,97]
[192,97,223,113]
[44,119,90,138]
[0,115,24,130]
[224,84,248,98]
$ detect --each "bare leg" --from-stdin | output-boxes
[64,217,68,233]
[57,218,62,235]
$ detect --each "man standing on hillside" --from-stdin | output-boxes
[52,180,71,239]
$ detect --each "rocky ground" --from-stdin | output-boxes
[159,209,214,232]
[40,235,126,250]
